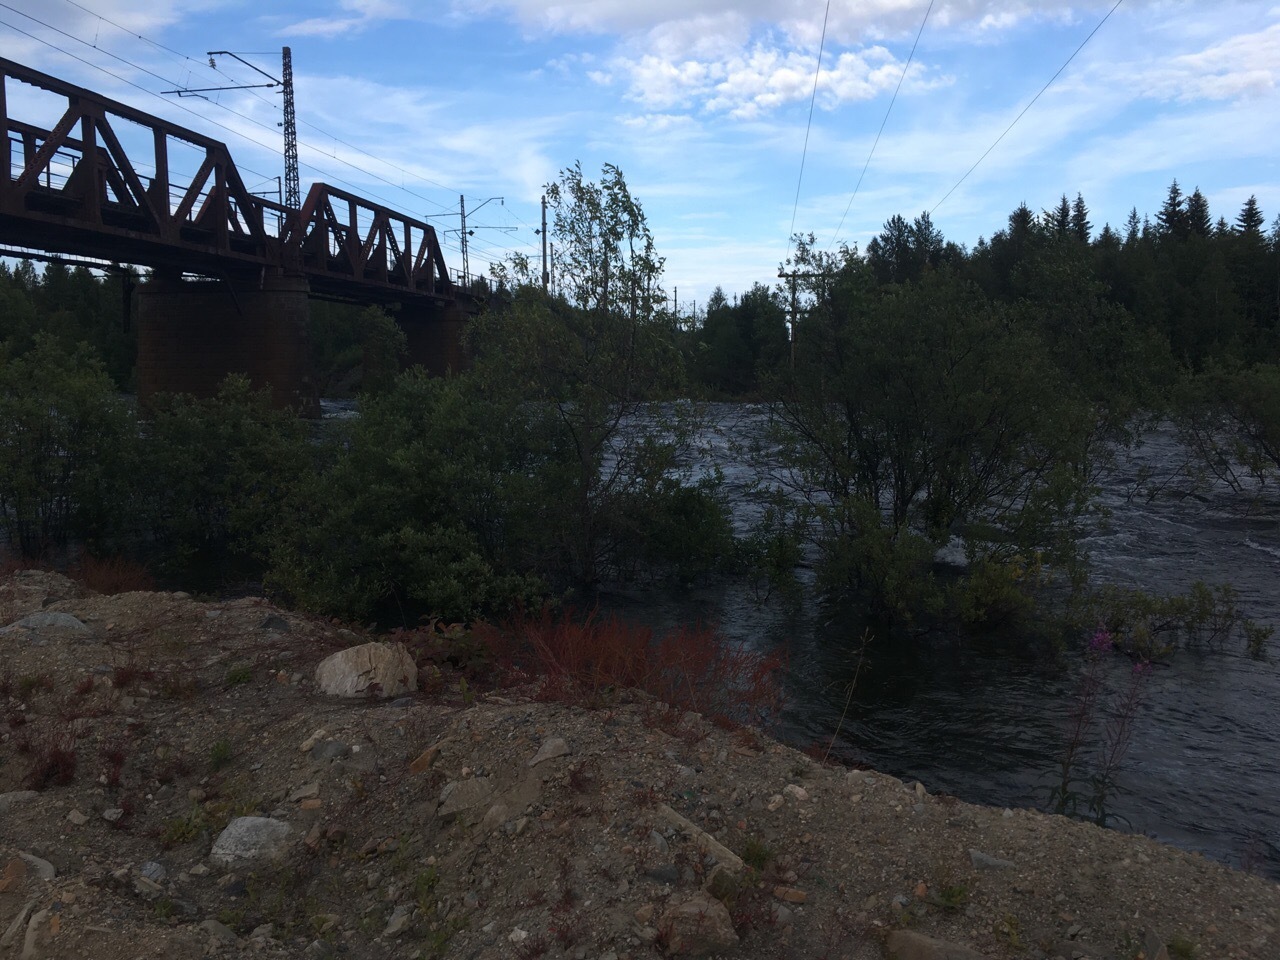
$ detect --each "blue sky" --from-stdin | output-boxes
[2,1,1277,308]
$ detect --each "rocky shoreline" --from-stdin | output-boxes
[1,570,1278,959]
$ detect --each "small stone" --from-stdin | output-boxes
[260,614,290,632]
[250,922,275,939]
[527,737,570,767]
[649,829,670,854]
[658,892,738,955]
[766,795,785,812]
[509,927,528,943]
[16,855,53,885]
[311,740,351,762]
[634,904,655,924]
[289,782,320,802]
[914,781,927,799]
[139,861,167,882]
[773,885,807,903]
[299,729,327,753]
[201,918,237,942]
[645,864,680,885]
[300,798,323,811]
[408,744,442,775]
[383,905,412,938]
[189,863,210,877]
[783,784,808,802]
[101,807,125,823]
[480,803,510,834]
[437,778,495,819]
[969,848,1015,871]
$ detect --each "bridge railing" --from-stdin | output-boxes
[286,182,455,300]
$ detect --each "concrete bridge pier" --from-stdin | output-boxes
[134,271,320,417]
[396,299,470,376]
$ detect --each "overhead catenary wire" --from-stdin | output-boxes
[5,6,540,273]
[0,18,466,228]
[829,0,935,250]
[2,7,458,217]
[786,0,831,255]
[52,0,461,204]
[930,0,1127,215]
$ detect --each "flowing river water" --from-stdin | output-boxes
[596,404,1280,880]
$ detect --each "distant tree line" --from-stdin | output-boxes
[0,174,1274,654]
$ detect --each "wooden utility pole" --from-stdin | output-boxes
[540,194,549,290]
[777,269,827,369]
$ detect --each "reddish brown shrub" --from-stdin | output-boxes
[480,606,786,729]
[24,730,78,790]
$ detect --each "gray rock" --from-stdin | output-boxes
[969,848,1015,871]
[314,642,417,698]
[200,918,237,942]
[437,778,495,819]
[657,891,738,955]
[310,740,351,762]
[383,905,412,938]
[139,861,167,883]
[250,923,275,940]
[1,900,36,950]
[209,817,292,867]
[644,864,680,885]
[0,792,40,815]
[288,782,320,802]
[2,611,90,636]
[21,907,49,960]
[527,736,570,766]
[886,930,989,960]
[260,614,290,632]
[17,853,54,881]
[649,829,670,854]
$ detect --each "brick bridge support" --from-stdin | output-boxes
[134,271,320,417]
[395,298,469,376]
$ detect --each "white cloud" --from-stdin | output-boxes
[602,42,946,119]
[281,16,368,38]
[1110,23,1280,102]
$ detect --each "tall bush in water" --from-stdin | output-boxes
[772,241,1094,627]
[0,335,134,557]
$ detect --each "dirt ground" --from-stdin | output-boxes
[1,569,1277,960]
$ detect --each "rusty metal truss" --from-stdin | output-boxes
[0,56,457,304]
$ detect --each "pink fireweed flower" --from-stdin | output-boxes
[1088,628,1114,653]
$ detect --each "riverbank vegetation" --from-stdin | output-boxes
[0,170,1276,656]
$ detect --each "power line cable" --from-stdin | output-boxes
[52,0,459,206]
[829,0,935,249]
[0,17,453,219]
[786,0,831,254]
[4,8,534,274]
[930,0,1126,215]
[8,6,456,215]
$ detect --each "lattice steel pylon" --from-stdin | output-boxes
[281,47,300,212]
